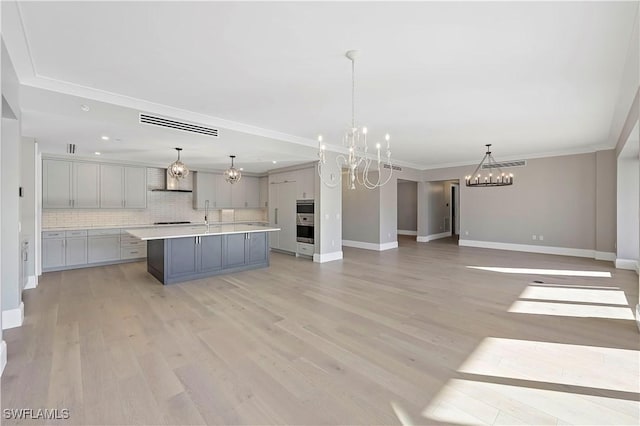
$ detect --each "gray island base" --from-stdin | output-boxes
[127,225,280,285]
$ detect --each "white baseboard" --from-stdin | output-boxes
[24,275,38,290]
[2,302,24,330]
[342,240,398,251]
[417,232,451,243]
[458,239,597,259]
[398,230,417,236]
[595,251,616,261]
[0,340,6,376]
[313,251,343,263]
[615,258,639,271]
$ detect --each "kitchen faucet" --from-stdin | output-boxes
[204,200,210,228]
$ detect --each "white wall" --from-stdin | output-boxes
[20,138,36,283]
[617,157,639,264]
[315,153,342,262]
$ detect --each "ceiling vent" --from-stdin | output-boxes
[66,143,76,154]
[139,113,219,138]
[383,164,402,171]
[482,160,526,169]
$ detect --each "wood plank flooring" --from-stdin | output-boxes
[2,236,639,425]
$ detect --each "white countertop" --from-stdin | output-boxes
[126,224,280,240]
[42,221,269,232]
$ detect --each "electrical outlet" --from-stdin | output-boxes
[539,235,544,241]
[532,235,537,240]
[465,231,469,236]
[331,240,335,247]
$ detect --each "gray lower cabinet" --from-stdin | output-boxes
[148,232,270,284]
[65,237,88,266]
[43,238,65,269]
[88,235,121,263]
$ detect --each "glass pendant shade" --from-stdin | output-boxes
[224,155,242,184]
[167,147,189,179]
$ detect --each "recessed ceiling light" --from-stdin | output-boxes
[94,151,101,155]
[272,160,277,164]
[101,135,109,141]
[80,104,90,112]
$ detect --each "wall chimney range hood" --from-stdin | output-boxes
[151,169,193,193]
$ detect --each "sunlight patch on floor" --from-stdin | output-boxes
[509,300,636,320]
[458,337,640,393]
[422,378,640,425]
[520,286,629,305]
[467,266,612,278]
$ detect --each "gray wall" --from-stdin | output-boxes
[1,38,21,316]
[596,150,617,253]
[20,138,36,279]
[422,152,616,251]
[397,181,417,232]
[342,171,380,244]
[427,182,446,235]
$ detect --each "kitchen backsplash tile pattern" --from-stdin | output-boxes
[42,168,267,228]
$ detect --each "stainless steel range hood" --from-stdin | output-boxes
[151,169,193,193]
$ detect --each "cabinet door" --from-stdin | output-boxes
[278,181,297,252]
[193,172,216,210]
[224,233,247,268]
[42,238,65,269]
[269,182,279,249]
[65,237,87,266]
[124,166,147,208]
[100,165,124,208]
[230,178,246,208]
[244,177,260,208]
[43,160,72,208]
[166,237,198,278]
[259,177,268,208]
[73,162,100,208]
[200,235,223,273]
[296,167,315,200]
[247,232,267,264]
[215,175,232,208]
[88,235,121,263]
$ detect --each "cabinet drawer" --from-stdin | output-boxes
[88,229,121,236]
[120,234,142,243]
[43,231,66,239]
[297,242,314,256]
[65,230,88,237]
[121,247,147,259]
[121,240,145,248]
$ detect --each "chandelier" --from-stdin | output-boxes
[465,144,513,187]
[224,155,242,184]
[318,50,393,190]
[167,147,189,179]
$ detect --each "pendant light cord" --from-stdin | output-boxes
[351,57,356,129]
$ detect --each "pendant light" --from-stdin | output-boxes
[167,147,189,179]
[224,155,242,184]
[465,144,513,187]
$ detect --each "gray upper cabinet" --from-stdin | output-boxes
[100,165,124,208]
[244,177,260,208]
[73,162,100,208]
[193,171,216,210]
[296,167,315,200]
[43,159,101,209]
[43,159,72,208]
[124,166,147,208]
[215,174,232,208]
[259,177,268,208]
[100,164,146,209]
[230,178,247,208]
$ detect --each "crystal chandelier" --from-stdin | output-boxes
[465,144,513,187]
[167,147,189,179]
[318,50,393,190]
[224,155,242,184]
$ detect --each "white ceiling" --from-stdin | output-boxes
[5,1,639,170]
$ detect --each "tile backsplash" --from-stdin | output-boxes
[42,168,267,228]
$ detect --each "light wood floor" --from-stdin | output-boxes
[2,236,639,425]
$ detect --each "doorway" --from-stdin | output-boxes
[450,183,460,237]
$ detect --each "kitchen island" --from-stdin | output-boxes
[127,224,280,284]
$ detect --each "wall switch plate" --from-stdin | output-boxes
[539,235,544,241]
[532,235,537,240]
[465,231,469,235]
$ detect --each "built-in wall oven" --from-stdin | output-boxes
[296,200,314,244]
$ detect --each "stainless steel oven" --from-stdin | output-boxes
[296,200,314,244]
